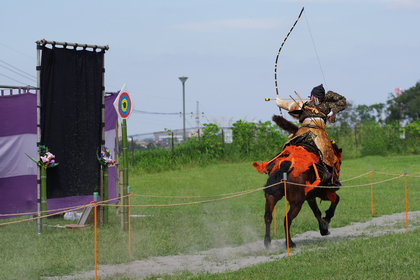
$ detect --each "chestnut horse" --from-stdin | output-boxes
[262,152,340,248]
[255,115,342,248]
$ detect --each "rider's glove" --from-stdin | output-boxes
[327,111,335,123]
[275,97,283,108]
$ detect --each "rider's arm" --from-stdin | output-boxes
[275,98,304,111]
[324,91,347,115]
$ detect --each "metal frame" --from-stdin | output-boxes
[36,39,109,50]
[0,85,36,96]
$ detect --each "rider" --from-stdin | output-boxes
[275,84,346,184]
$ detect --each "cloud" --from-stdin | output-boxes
[382,0,420,10]
[172,18,281,32]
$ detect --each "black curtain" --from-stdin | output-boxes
[41,46,104,198]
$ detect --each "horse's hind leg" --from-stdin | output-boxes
[264,193,279,248]
[284,202,303,248]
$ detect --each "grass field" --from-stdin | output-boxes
[0,155,419,279]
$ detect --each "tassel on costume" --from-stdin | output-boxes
[304,162,321,195]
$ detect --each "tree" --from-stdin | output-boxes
[335,100,355,129]
[370,103,386,124]
[335,101,385,128]
[386,82,420,124]
[355,104,376,124]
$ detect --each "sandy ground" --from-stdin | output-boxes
[47,211,420,280]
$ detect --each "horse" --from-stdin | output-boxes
[254,115,342,249]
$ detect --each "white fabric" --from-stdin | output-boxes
[0,130,116,179]
[0,134,37,178]
[304,117,324,123]
[105,129,116,154]
[64,211,82,220]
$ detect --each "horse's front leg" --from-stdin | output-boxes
[324,192,340,224]
[307,195,330,236]
[264,193,277,248]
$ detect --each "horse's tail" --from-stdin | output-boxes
[272,114,299,134]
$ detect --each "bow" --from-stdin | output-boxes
[273,7,305,116]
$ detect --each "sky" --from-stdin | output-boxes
[1,0,419,137]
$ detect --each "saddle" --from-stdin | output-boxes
[253,131,341,188]
[271,114,342,185]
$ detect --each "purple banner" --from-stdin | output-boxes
[0,175,36,217]
[105,93,118,132]
[0,93,36,137]
[0,91,118,218]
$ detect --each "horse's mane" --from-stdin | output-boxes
[272,115,299,134]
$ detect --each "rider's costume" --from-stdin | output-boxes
[275,85,346,184]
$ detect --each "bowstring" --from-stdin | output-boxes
[303,9,328,91]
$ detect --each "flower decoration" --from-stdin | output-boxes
[97,147,116,166]
[26,145,58,169]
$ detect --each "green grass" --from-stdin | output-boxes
[0,155,419,279]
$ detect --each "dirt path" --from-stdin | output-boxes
[48,211,420,280]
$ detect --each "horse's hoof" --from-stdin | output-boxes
[319,218,330,236]
[286,240,296,248]
[321,230,331,236]
[264,237,271,249]
[320,226,330,236]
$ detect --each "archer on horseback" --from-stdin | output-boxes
[274,84,346,186]
[255,7,347,249]
[255,84,346,249]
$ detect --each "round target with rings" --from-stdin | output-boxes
[118,92,131,118]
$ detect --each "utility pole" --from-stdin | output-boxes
[196,101,199,132]
[179,77,188,142]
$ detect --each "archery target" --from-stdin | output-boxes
[113,84,134,119]
[118,92,131,118]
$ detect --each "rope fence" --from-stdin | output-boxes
[0,169,417,227]
[0,204,89,227]
[131,189,254,199]
[340,171,371,182]
[373,170,420,178]
[0,196,127,217]
[104,189,261,208]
